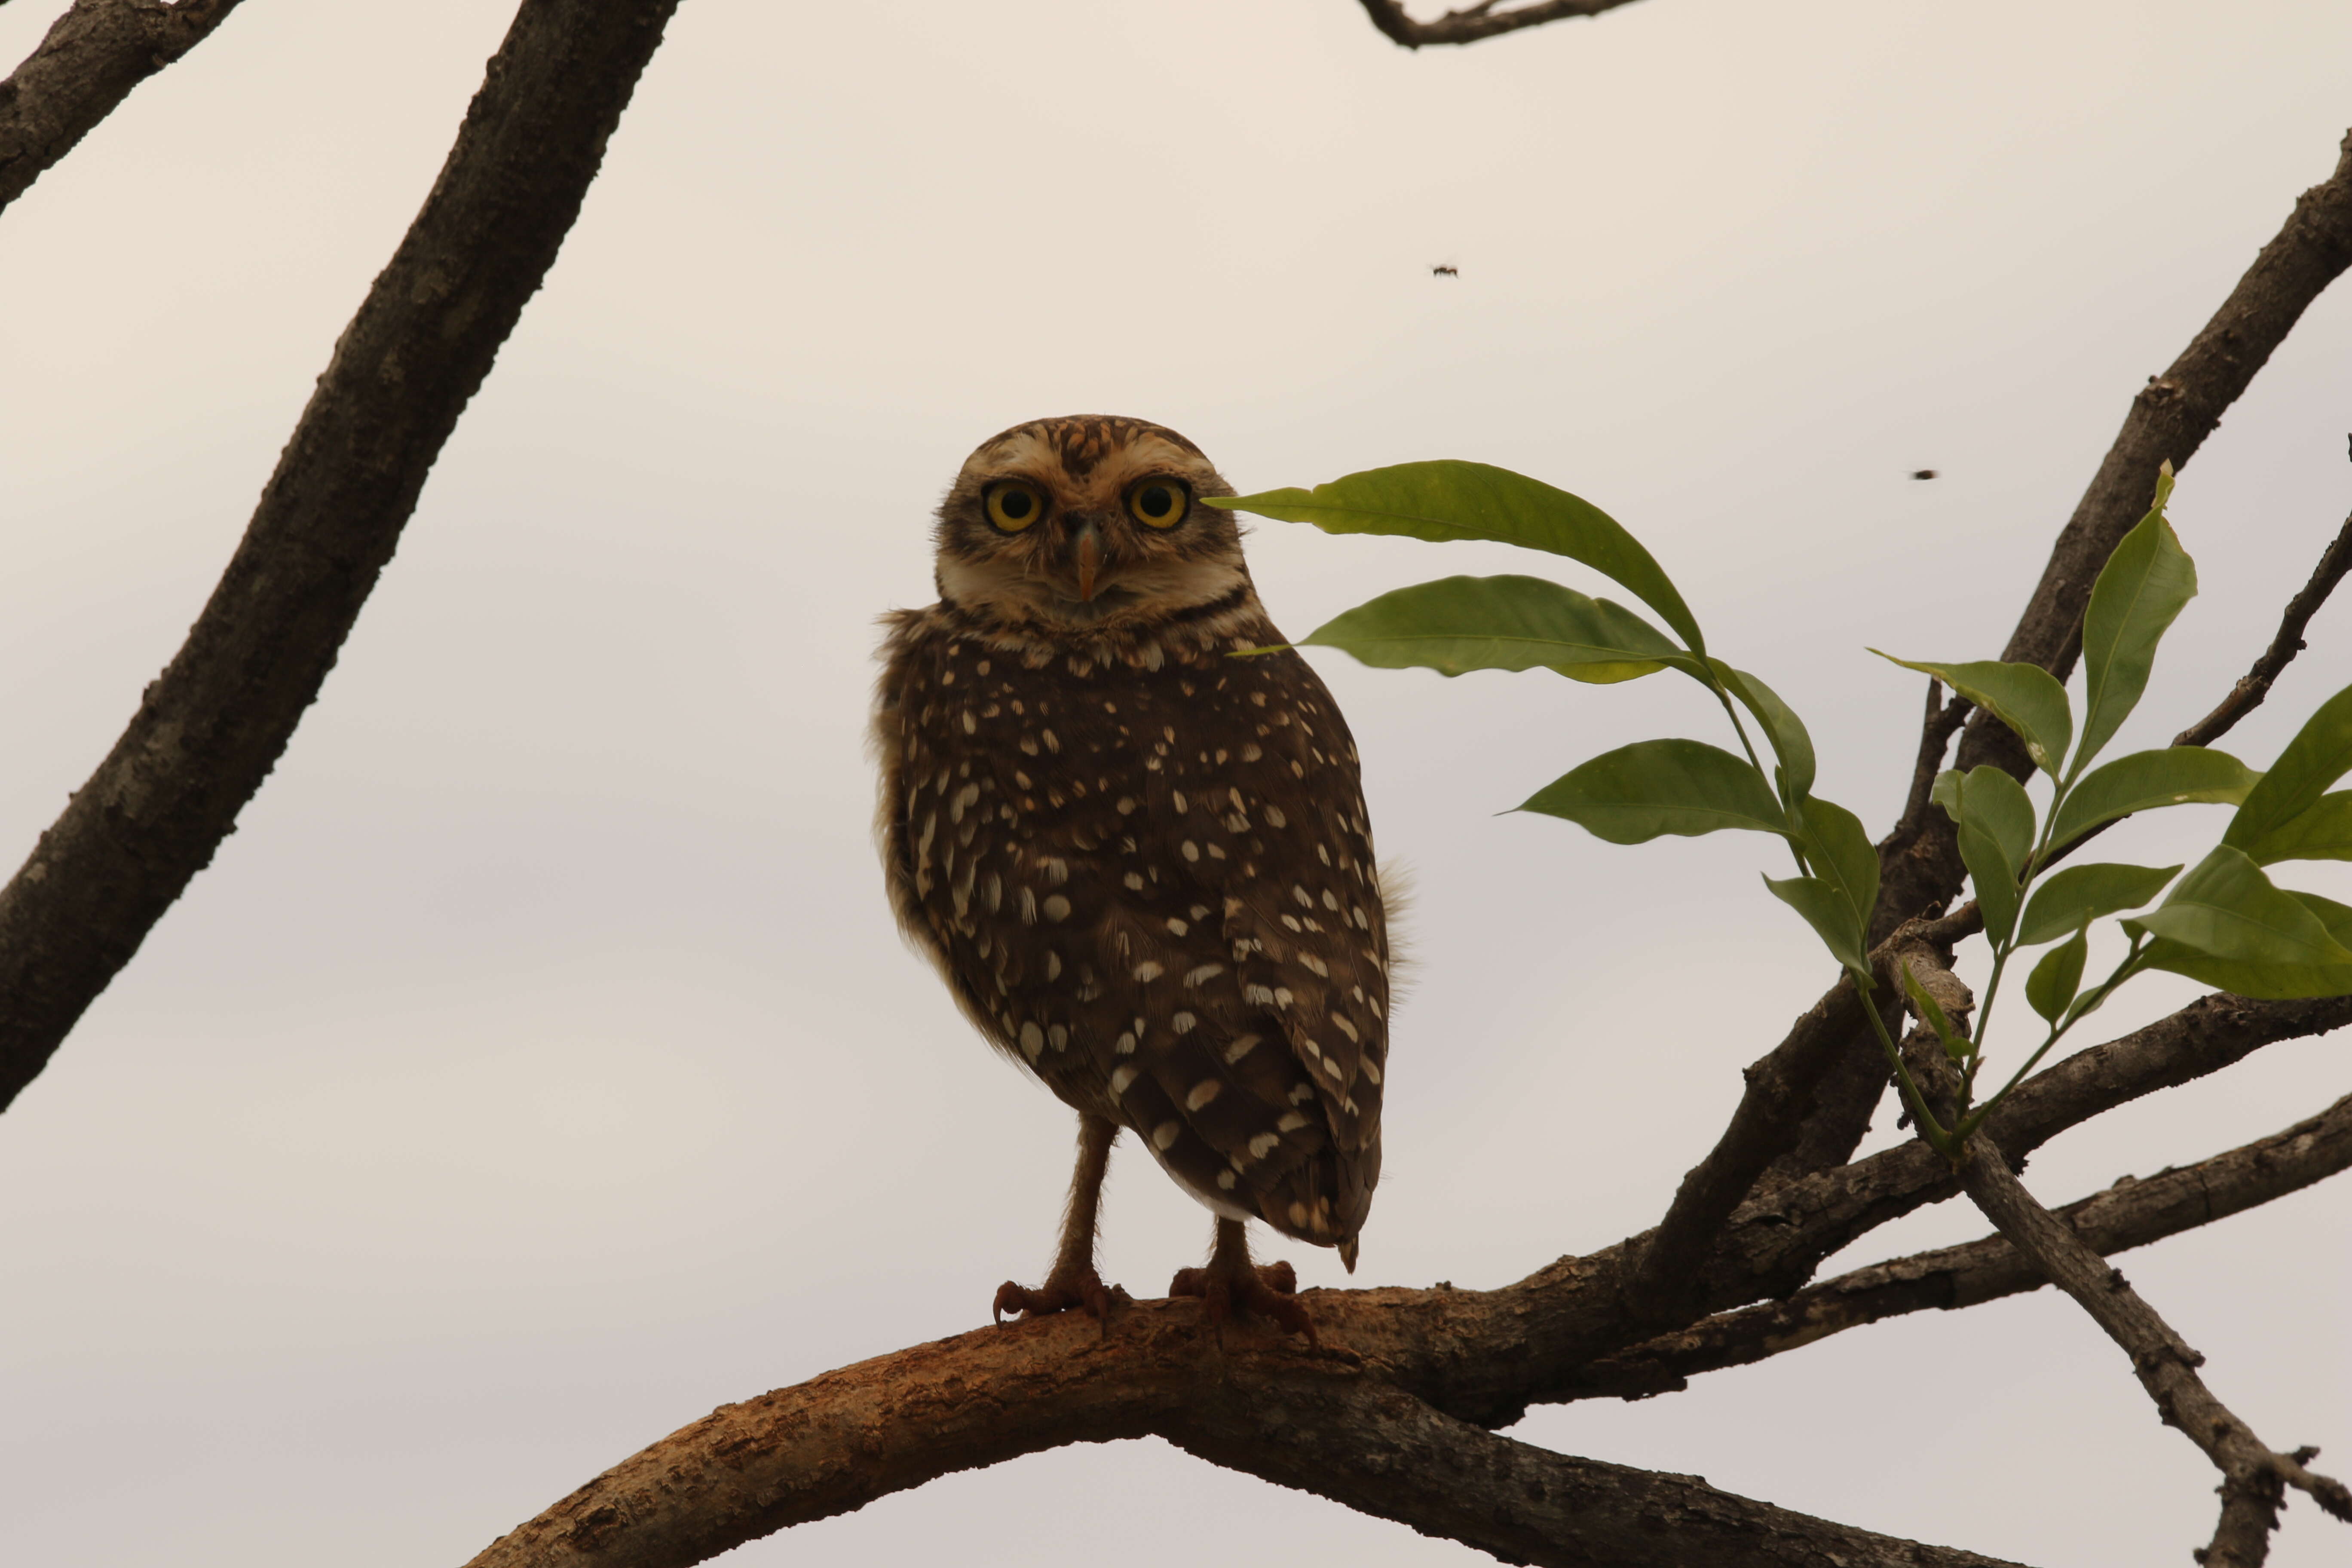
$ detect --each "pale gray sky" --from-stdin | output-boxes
[1,2,2347,1564]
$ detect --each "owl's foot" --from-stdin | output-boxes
[992,1267,1121,1335]
[1169,1251,1317,1347]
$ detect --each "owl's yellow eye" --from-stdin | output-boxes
[985,482,1044,533]
[1127,479,1188,530]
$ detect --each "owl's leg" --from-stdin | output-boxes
[1168,1217,1316,1346]
[992,1113,1123,1330]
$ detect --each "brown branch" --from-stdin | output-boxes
[1763,131,2352,1180]
[1354,0,1646,49]
[1622,906,1976,1326]
[1958,1144,2351,1564]
[1877,949,2352,1567]
[0,0,681,1115]
[2176,506,2352,747]
[0,0,248,218]
[1571,1090,2352,1400]
[463,1294,2034,1568]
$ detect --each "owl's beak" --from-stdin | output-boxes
[1070,520,1105,602]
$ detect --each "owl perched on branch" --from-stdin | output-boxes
[873,415,1392,1339]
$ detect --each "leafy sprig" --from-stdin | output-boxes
[1209,462,2352,1159]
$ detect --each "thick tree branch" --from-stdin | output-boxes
[0,0,246,217]
[463,1295,2033,1568]
[1764,132,2352,1179]
[1354,0,1646,49]
[1573,1090,2352,1400]
[470,977,2352,1567]
[1622,907,1975,1326]
[0,0,680,1115]
[2176,506,2352,747]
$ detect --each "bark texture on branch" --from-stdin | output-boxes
[1354,0,1645,49]
[0,0,681,1114]
[466,980,2352,1568]
[462,1295,2031,1568]
[1574,1090,2352,1400]
[0,0,246,217]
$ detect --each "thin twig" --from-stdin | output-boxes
[1354,0,1645,49]
[1571,1090,2352,1400]
[1885,950,2352,1567]
[2176,506,2352,747]
[0,0,248,218]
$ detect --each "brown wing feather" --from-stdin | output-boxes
[875,605,1388,1252]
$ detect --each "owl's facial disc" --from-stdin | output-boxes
[934,417,1251,634]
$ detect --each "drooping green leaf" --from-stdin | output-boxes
[1212,461,1705,652]
[1874,653,2073,778]
[1764,873,1868,975]
[1712,662,1816,804]
[2224,683,2352,853]
[1299,574,1681,685]
[2046,746,2260,851]
[1936,766,2034,946]
[2026,929,2089,1023]
[2240,790,2352,866]
[1799,796,1881,940]
[2125,845,2352,1000]
[1519,739,1788,844]
[2075,490,2197,774]
[2016,861,2182,947]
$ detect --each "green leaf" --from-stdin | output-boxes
[1764,873,1868,975]
[2240,790,2352,865]
[1712,663,1816,803]
[1211,461,1705,653]
[1299,574,1680,685]
[2025,929,2089,1023]
[1874,653,2073,778]
[1519,739,1789,844]
[2016,861,2182,947]
[2124,845,2352,1000]
[2293,891,2352,949]
[2075,491,2197,774]
[2225,682,2352,853]
[2046,746,2260,851]
[1936,766,2034,946]
[1799,796,1881,941]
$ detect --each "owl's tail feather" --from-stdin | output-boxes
[1337,1234,1359,1273]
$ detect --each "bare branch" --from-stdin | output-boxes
[2177,506,2352,747]
[0,0,247,218]
[1354,0,1647,49]
[1959,1143,2351,1563]
[1573,1090,2352,1400]
[461,1295,2035,1568]
[0,0,682,1115]
[1622,906,1976,1326]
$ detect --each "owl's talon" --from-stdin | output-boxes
[1168,1256,1316,1346]
[992,1268,1121,1331]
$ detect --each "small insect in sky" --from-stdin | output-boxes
[1911,469,1939,481]
[1430,264,1459,278]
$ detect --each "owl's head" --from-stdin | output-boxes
[932,415,1250,635]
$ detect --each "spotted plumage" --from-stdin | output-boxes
[874,416,1390,1330]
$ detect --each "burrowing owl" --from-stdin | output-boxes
[873,415,1390,1337]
